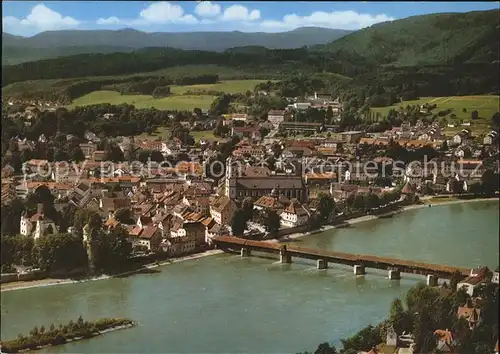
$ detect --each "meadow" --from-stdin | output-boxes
[370,95,499,135]
[135,126,222,143]
[69,79,268,110]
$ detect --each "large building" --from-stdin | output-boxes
[224,157,307,202]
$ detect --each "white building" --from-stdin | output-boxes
[492,267,499,284]
[280,199,310,227]
[20,204,58,240]
[457,267,490,297]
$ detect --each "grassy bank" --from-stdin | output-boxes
[370,95,499,135]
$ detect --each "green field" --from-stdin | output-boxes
[68,79,267,110]
[135,126,221,143]
[69,90,216,110]
[371,95,499,135]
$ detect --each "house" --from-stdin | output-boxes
[451,129,471,146]
[434,329,455,353]
[20,204,58,240]
[483,131,498,145]
[454,145,471,158]
[84,131,101,143]
[79,143,98,159]
[280,199,310,227]
[253,189,290,212]
[205,223,229,245]
[183,195,210,216]
[210,195,235,225]
[268,109,286,129]
[338,131,364,144]
[446,174,468,193]
[457,266,491,296]
[92,150,106,162]
[231,126,261,139]
[385,326,397,347]
[492,266,499,284]
[229,113,248,122]
[457,299,482,330]
[293,102,311,110]
[128,225,162,251]
[280,121,322,133]
[99,197,131,215]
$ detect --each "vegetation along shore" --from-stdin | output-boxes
[0,317,136,353]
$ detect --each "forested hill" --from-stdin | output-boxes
[1,47,371,87]
[1,27,350,65]
[314,9,500,67]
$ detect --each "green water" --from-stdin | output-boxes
[1,202,498,353]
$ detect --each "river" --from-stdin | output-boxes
[1,201,498,353]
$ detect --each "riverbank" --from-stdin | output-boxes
[272,196,498,243]
[0,249,224,293]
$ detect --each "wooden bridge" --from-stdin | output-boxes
[212,236,470,284]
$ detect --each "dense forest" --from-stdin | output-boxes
[314,9,499,67]
[1,9,498,107]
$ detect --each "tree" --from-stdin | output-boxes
[241,197,254,222]
[353,194,366,211]
[325,106,334,123]
[231,209,247,237]
[313,342,337,354]
[264,210,281,235]
[492,112,500,129]
[389,298,412,335]
[210,94,231,115]
[481,169,497,195]
[71,147,85,163]
[35,233,88,273]
[91,226,132,272]
[317,193,335,223]
[114,208,133,224]
[364,193,381,210]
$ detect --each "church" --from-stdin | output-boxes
[224,157,307,203]
[20,204,58,239]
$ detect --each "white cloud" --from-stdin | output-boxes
[260,10,394,31]
[222,5,261,21]
[136,1,198,25]
[3,4,81,35]
[97,16,120,25]
[195,1,221,18]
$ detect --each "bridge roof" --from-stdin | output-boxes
[213,236,470,276]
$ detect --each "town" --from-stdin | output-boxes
[2,88,499,274]
[1,2,499,353]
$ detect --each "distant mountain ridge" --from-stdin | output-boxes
[2,27,351,65]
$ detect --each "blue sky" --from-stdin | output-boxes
[2,1,499,36]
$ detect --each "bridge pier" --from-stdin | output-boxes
[354,265,366,276]
[427,274,438,286]
[280,253,292,264]
[388,269,401,280]
[317,259,328,270]
[240,248,251,257]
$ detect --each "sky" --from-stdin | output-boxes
[2,1,499,37]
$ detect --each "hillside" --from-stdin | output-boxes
[1,27,350,65]
[315,9,499,67]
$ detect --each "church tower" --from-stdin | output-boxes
[225,156,237,199]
